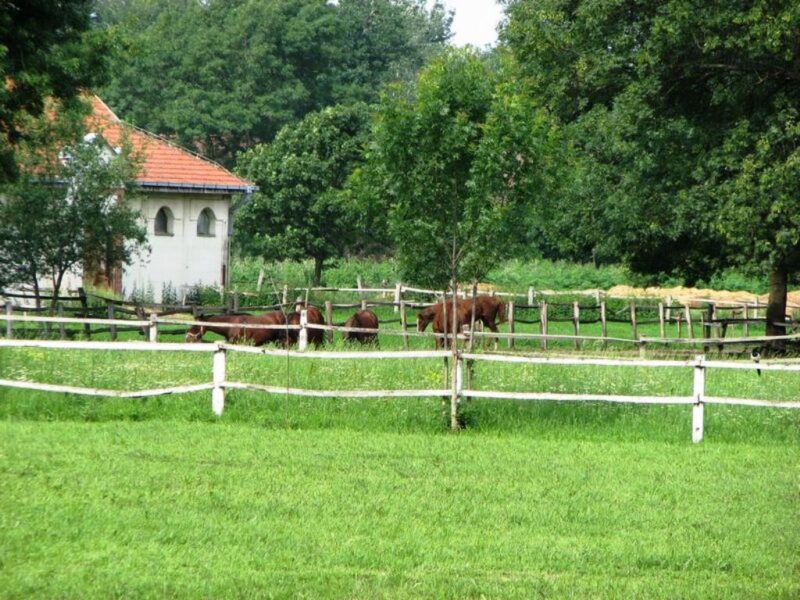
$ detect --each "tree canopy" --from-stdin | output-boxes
[368,49,561,289]
[235,103,372,285]
[0,0,111,183]
[95,0,452,166]
[503,0,800,337]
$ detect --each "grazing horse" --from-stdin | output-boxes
[460,295,507,334]
[285,304,325,347]
[343,309,379,344]
[185,312,287,345]
[416,295,507,348]
[416,299,472,348]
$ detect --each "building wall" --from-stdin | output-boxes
[122,192,231,303]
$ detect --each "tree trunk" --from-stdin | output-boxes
[312,256,323,287]
[765,263,787,348]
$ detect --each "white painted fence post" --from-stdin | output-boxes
[528,286,534,306]
[450,353,463,430]
[148,313,158,343]
[212,344,226,416]
[298,309,308,352]
[692,354,705,443]
[394,282,402,313]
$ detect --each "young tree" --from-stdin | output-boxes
[503,0,800,341]
[371,49,559,289]
[235,103,371,285]
[0,103,147,307]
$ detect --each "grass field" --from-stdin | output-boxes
[2,322,799,597]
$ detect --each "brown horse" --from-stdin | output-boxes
[416,295,507,347]
[285,304,325,347]
[460,295,507,334]
[416,299,471,348]
[185,312,287,345]
[343,309,379,344]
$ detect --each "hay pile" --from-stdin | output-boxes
[606,285,800,308]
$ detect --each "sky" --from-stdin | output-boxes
[434,0,504,48]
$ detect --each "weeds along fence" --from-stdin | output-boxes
[1,336,800,443]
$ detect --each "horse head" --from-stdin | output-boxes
[416,307,434,332]
[185,315,208,343]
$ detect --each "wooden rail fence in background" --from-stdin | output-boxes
[2,309,800,355]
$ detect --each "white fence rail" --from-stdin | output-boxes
[2,339,800,443]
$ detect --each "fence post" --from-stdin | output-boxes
[573,301,581,350]
[507,301,515,350]
[742,302,750,337]
[256,267,265,293]
[692,355,705,443]
[450,353,463,430]
[685,304,693,339]
[58,302,66,340]
[298,309,308,351]
[527,286,534,306]
[107,301,117,341]
[600,301,607,348]
[324,301,334,344]
[281,284,288,306]
[148,313,159,343]
[540,300,548,350]
[658,302,665,339]
[630,302,638,341]
[212,344,226,416]
[400,301,409,351]
[394,282,402,313]
[5,301,13,339]
[361,299,368,311]
[78,287,91,339]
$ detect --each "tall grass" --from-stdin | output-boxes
[230,256,773,294]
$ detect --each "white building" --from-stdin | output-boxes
[89,97,254,303]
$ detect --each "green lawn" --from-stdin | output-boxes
[2,422,798,599]
[1,342,799,598]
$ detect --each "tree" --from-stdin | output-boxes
[0,102,147,307]
[370,49,559,289]
[95,0,452,166]
[503,0,800,341]
[235,103,372,285]
[0,0,111,183]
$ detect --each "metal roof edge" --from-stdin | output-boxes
[136,181,258,194]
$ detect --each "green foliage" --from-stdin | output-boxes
[503,0,800,327]
[95,0,452,166]
[0,104,147,305]
[235,103,372,285]
[0,0,112,183]
[370,48,561,288]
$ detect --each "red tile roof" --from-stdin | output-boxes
[88,96,253,192]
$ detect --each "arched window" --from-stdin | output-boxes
[154,207,174,235]
[197,208,216,237]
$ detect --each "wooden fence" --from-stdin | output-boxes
[1,337,799,443]
[3,308,800,357]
